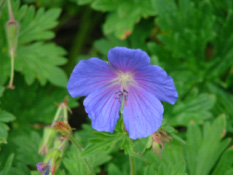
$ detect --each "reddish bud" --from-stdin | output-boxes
[151,130,172,157]
[53,121,72,135]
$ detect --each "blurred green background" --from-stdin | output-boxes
[0,0,233,175]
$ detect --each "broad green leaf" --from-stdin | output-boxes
[0,86,5,97]
[207,83,233,132]
[157,161,186,175]
[121,136,140,157]
[102,0,156,39]
[0,123,9,144]
[185,121,202,175]
[91,0,117,12]
[108,163,126,175]
[152,0,215,60]
[0,154,14,175]
[0,1,67,87]
[63,142,111,174]
[76,0,93,5]
[0,110,15,122]
[94,35,127,56]
[13,131,42,167]
[212,147,233,175]
[15,42,67,87]
[81,132,122,157]
[225,169,233,175]
[170,93,216,126]
[17,6,61,43]
[186,115,231,175]
[63,145,92,175]
[143,166,158,175]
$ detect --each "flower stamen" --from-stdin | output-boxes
[114,89,128,105]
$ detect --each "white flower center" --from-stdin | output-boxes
[118,72,133,88]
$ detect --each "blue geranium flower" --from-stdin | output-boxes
[67,47,178,139]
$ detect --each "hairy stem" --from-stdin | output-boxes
[7,52,14,89]
[129,155,136,175]
[7,0,14,21]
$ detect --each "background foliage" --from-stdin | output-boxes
[0,0,233,174]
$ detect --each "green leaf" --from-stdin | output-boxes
[170,93,216,126]
[76,0,93,5]
[0,86,5,97]
[63,143,111,174]
[207,83,233,132]
[152,0,215,60]
[185,121,202,175]
[15,42,67,87]
[225,169,233,175]
[91,0,117,11]
[212,147,233,175]
[81,132,122,157]
[185,115,231,175]
[17,7,61,43]
[102,0,156,39]
[107,163,124,175]
[13,131,42,167]
[0,122,9,144]
[0,110,15,122]
[94,35,127,56]
[157,161,186,175]
[0,154,14,175]
[0,1,67,87]
[121,136,140,157]
[143,166,158,175]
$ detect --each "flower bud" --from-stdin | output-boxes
[39,127,57,154]
[36,162,48,172]
[53,121,72,135]
[44,149,62,175]
[54,136,68,152]
[6,20,19,56]
[151,130,172,157]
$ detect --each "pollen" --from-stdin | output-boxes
[118,72,133,87]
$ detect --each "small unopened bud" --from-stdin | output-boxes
[54,136,69,152]
[44,149,62,175]
[53,121,72,135]
[151,130,172,157]
[36,162,48,172]
[6,20,19,56]
[39,127,57,155]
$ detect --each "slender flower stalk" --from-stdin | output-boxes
[8,52,14,89]
[52,100,95,175]
[6,0,19,89]
[129,155,136,175]
[7,0,14,22]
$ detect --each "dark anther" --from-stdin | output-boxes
[114,89,128,105]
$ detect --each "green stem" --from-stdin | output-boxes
[7,52,14,89]
[129,155,136,175]
[7,0,14,21]
[63,106,68,121]
[52,106,62,123]
[120,96,136,175]
[69,136,95,175]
